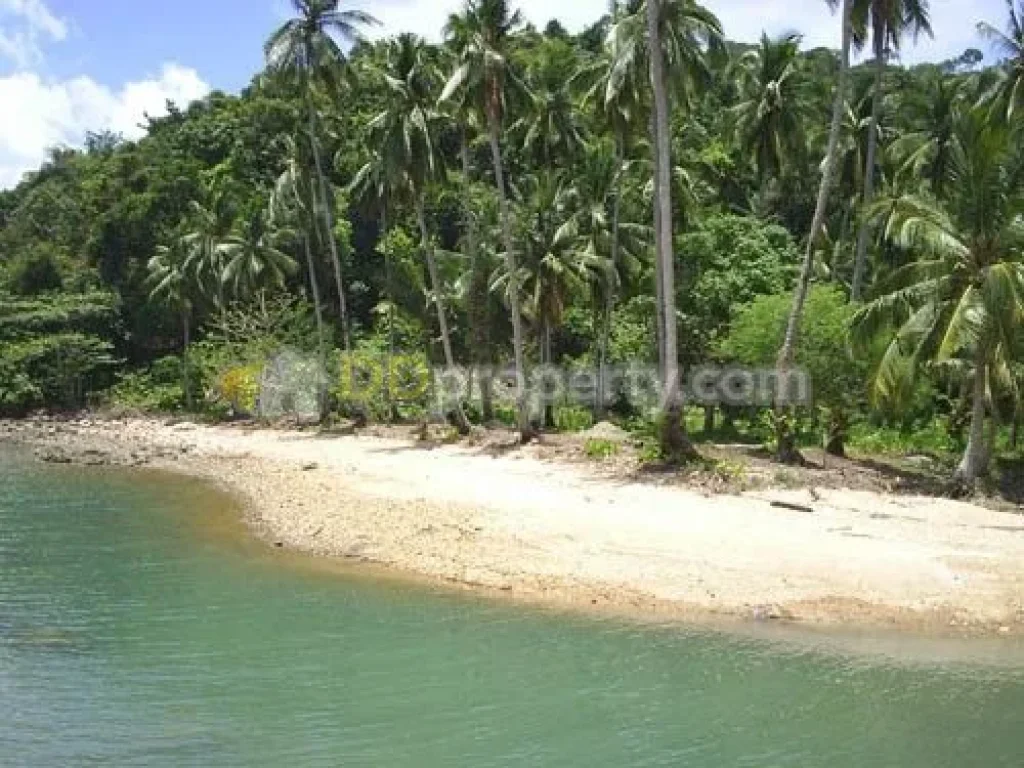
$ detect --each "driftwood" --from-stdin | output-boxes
[769,500,815,514]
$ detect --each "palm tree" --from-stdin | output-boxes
[441,0,533,440]
[574,27,645,416]
[516,37,586,169]
[731,33,808,188]
[850,0,932,302]
[978,1,1024,124]
[852,107,1024,484]
[219,212,298,304]
[270,137,329,370]
[436,43,496,421]
[265,0,380,350]
[370,34,470,433]
[558,141,649,417]
[492,170,591,427]
[349,148,403,417]
[776,0,854,463]
[890,71,962,198]
[147,237,204,410]
[182,194,237,307]
[644,0,721,459]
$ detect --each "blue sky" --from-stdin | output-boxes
[0,0,1013,188]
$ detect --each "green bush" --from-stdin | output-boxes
[846,419,959,456]
[0,333,116,415]
[719,285,867,409]
[8,246,64,296]
[554,405,594,433]
[107,357,188,412]
[332,347,432,421]
[584,438,620,459]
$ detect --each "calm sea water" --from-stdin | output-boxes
[2,447,1023,767]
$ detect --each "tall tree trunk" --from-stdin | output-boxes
[542,318,555,429]
[307,102,351,351]
[304,233,326,370]
[597,136,623,420]
[182,308,192,410]
[647,0,693,461]
[417,197,470,435]
[303,232,329,422]
[775,0,853,462]
[851,48,885,302]
[462,129,492,424]
[487,111,532,441]
[382,203,395,422]
[955,351,991,486]
[650,111,667,382]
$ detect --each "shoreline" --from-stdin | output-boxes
[4,415,1024,637]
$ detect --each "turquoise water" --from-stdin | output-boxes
[2,449,1024,767]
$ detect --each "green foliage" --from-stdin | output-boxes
[846,419,961,456]
[107,358,188,413]
[0,0,1018,482]
[217,364,263,416]
[7,245,64,295]
[609,296,658,364]
[332,347,432,421]
[0,334,116,415]
[719,285,868,409]
[0,290,119,415]
[0,292,118,342]
[584,437,620,459]
[676,214,799,361]
[554,405,594,432]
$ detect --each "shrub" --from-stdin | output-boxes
[8,246,64,296]
[217,364,262,416]
[107,358,187,413]
[0,334,116,415]
[554,405,594,433]
[584,438,620,460]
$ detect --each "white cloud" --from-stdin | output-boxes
[0,63,210,188]
[358,0,1006,66]
[0,0,67,67]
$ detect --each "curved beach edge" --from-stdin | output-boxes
[5,416,1024,638]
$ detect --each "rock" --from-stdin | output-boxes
[34,446,71,464]
[904,454,936,468]
[582,421,630,443]
[751,603,793,621]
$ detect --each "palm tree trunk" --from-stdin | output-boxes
[303,232,327,421]
[487,110,532,440]
[775,0,853,462]
[382,203,395,422]
[851,48,885,302]
[307,101,351,351]
[650,111,667,382]
[597,137,623,420]
[303,233,326,368]
[647,0,693,461]
[956,351,990,485]
[461,129,491,425]
[182,308,192,410]
[417,197,470,435]
[542,318,555,429]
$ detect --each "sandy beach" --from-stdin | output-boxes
[5,416,1024,634]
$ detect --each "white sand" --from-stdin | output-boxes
[11,418,1024,632]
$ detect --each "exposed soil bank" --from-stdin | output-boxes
[5,416,1024,636]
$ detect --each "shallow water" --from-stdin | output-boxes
[1,448,1023,767]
